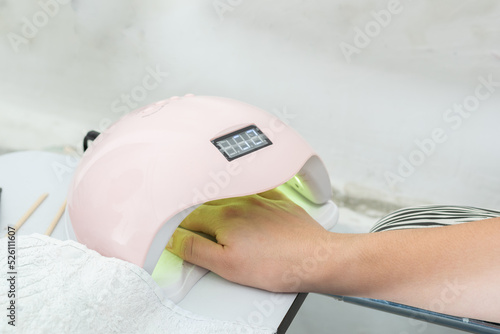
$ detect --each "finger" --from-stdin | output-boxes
[166,228,224,272]
[203,198,232,206]
[257,188,288,201]
[180,204,224,236]
[204,196,245,206]
[205,189,288,206]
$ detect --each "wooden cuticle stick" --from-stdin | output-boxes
[7,193,49,236]
[44,199,67,236]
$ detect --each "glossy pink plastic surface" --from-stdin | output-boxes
[68,95,327,269]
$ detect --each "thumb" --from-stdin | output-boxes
[166,228,224,272]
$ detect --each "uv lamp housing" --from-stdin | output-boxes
[67,95,333,274]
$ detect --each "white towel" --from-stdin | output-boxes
[0,234,275,334]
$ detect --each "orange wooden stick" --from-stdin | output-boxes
[44,199,67,236]
[9,193,49,235]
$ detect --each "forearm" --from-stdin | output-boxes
[313,218,500,322]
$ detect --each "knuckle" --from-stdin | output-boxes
[220,206,243,219]
[181,234,196,260]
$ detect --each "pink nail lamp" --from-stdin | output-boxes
[67,95,338,306]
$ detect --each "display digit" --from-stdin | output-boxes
[246,129,263,145]
[233,135,251,151]
[212,125,272,161]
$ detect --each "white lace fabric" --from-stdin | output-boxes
[0,234,274,334]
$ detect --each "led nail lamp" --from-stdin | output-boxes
[67,95,339,325]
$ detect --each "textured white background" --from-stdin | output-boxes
[1,0,500,209]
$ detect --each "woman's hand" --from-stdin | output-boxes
[166,189,336,292]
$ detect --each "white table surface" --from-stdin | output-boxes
[0,151,75,239]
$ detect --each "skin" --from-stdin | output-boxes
[166,189,500,323]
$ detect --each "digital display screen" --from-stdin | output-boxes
[212,125,272,161]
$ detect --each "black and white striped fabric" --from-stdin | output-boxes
[370,205,500,233]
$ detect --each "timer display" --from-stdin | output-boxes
[212,125,272,161]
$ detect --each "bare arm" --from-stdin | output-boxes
[166,190,500,323]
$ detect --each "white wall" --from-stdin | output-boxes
[1,0,499,209]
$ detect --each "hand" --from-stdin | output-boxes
[166,189,333,292]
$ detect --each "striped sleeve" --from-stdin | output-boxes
[370,205,500,233]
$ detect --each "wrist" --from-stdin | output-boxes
[303,231,362,295]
